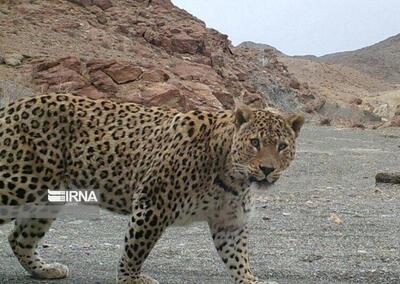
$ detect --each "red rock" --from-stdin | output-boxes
[103,64,142,84]
[170,34,205,55]
[59,56,82,73]
[89,70,117,94]
[243,92,265,108]
[86,59,117,72]
[141,69,170,82]
[150,0,174,8]
[76,86,107,99]
[137,83,183,108]
[180,81,223,111]
[172,62,220,83]
[213,91,234,109]
[67,0,93,8]
[9,0,330,125]
[32,63,87,93]
[33,61,59,73]
[92,0,113,10]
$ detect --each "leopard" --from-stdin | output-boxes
[0,93,304,284]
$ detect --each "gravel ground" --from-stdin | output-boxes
[0,126,399,284]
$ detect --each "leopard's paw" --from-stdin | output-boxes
[31,262,69,279]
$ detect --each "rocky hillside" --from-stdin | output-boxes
[0,0,322,117]
[319,33,400,84]
[271,33,400,127]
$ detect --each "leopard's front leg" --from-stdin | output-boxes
[117,198,169,284]
[209,222,276,284]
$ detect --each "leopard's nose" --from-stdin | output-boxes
[259,166,275,176]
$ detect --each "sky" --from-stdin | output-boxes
[171,0,400,56]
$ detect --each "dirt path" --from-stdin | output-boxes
[0,126,399,284]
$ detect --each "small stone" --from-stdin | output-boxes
[93,0,113,10]
[96,13,107,25]
[329,213,342,225]
[375,172,400,184]
[4,53,24,66]
[68,220,83,225]
[319,118,331,126]
[116,25,130,35]
[67,0,93,8]
[300,254,323,262]
[350,97,363,105]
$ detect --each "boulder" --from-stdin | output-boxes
[89,70,117,94]
[135,83,182,108]
[32,59,87,93]
[213,91,234,109]
[180,81,222,111]
[141,69,170,82]
[76,86,106,100]
[103,63,142,84]
[170,34,205,55]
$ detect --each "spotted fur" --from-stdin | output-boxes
[0,94,303,284]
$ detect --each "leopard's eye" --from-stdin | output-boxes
[278,142,288,151]
[250,138,260,149]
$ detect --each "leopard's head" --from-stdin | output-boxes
[229,104,304,188]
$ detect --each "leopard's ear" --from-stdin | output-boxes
[286,113,304,138]
[234,104,254,128]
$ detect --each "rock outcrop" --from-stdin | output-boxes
[0,0,335,118]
